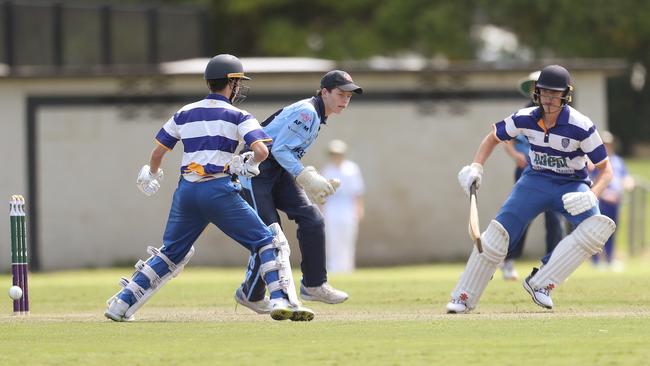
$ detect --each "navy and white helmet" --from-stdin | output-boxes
[533,65,573,106]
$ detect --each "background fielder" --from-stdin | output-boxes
[447,65,616,313]
[321,139,365,274]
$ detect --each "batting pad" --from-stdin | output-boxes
[259,223,301,306]
[451,220,509,309]
[529,215,615,290]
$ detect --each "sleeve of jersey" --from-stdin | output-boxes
[581,128,608,165]
[493,114,519,141]
[238,114,272,147]
[271,110,317,176]
[155,116,180,150]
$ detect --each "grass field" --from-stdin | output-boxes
[1,258,649,366]
[1,158,647,365]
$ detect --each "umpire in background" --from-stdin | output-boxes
[235,70,363,312]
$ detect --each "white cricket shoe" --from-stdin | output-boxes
[446,294,471,314]
[269,298,315,322]
[523,268,554,309]
[234,288,271,314]
[499,259,519,281]
[104,298,134,322]
[300,282,348,304]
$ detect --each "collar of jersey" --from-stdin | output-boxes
[312,95,327,124]
[534,105,569,125]
[205,93,231,103]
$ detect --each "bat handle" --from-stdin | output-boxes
[470,181,477,197]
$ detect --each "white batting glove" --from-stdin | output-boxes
[296,166,335,205]
[136,165,163,197]
[458,163,483,196]
[228,152,261,178]
[562,190,598,216]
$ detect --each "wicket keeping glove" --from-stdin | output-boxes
[227,151,261,178]
[296,166,335,205]
[136,164,163,196]
[458,163,483,196]
[562,190,598,216]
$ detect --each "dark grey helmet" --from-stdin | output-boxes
[535,65,570,91]
[204,54,250,80]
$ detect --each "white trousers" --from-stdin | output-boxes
[325,216,358,274]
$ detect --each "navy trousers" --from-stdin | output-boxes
[239,158,327,301]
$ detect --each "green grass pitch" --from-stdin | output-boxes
[1,258,649,365]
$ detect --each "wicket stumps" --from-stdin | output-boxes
[9,195,29,315]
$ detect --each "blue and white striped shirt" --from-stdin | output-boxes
[155,94,271,180]
[494,105,607,181]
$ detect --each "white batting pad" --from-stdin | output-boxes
[260,223,301,307]
[451,220,509,309]
[529,215,615,290]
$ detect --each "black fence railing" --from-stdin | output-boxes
[1,0,210,72]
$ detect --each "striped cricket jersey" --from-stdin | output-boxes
[494,105,607,182]
[155,94,271,181]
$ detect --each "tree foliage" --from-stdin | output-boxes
[197,0,476,59]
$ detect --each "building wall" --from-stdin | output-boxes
[0,69,610,270]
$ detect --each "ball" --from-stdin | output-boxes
[8,286,23,300]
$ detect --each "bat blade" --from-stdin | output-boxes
[468,182,483,253]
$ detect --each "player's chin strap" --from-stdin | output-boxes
[258,223,301,306]
[106,245,195,319]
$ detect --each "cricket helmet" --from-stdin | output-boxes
[204,54,250,80]
[533,65,573,106]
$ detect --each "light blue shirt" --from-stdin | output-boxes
[262,96,327,176]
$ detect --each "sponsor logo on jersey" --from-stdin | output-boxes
[300,112,312,123]
[532,151,568,169]
[293,120,309,131]
[292,146,306,158]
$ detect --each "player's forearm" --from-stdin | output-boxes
[250,141,269,163]
[472,132,501,165]
[590,159,613,197]
[149,145,168,174]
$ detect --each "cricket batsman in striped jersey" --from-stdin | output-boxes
[447,65,615,313]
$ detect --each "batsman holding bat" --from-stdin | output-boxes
[447,65,615,313]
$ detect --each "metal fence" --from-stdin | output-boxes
[1,0,209,71]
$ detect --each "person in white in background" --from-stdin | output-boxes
[321,139,365,274]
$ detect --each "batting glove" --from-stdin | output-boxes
[458,163,483,196]
[562,190,598,216]
[227,152,261,178]
[136,165,163,197]
[296,166,335,205]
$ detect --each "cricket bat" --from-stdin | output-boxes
[468,182,483,253]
